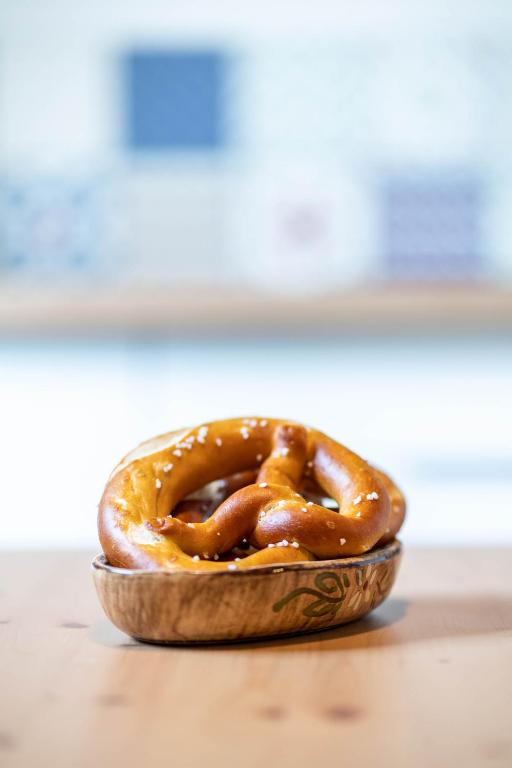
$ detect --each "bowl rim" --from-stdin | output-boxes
[92,538,401,578]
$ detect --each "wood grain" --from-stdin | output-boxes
[1,548,511,768]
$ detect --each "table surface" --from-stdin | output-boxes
[1,548,511,768]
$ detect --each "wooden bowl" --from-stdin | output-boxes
[92,539,402,644]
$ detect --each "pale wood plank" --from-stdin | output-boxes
[0,548,511,768]
[0,285,510,334]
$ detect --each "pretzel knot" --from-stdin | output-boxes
[98,417,406,572]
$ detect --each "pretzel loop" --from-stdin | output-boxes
[98,417,406,571]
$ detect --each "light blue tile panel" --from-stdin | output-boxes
[125,51,226,150]
[381,174,483,280]
[0,177,100,276]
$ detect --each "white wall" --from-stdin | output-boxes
[1,335,511,549]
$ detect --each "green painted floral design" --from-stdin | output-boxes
[272,571,350,619]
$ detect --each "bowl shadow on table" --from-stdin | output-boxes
[91,593,512,652]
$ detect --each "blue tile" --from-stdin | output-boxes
[381,175,483,280]
[0,178,100,276]
[125,51,225,150]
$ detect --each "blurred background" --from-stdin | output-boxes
[1,0,511,549]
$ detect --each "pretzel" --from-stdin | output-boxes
[98,417,405,571]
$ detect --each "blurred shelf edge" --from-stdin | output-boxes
[0,284,511,335]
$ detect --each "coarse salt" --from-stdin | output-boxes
[197,427,208,444]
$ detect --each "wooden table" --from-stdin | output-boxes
[1,549,511,768]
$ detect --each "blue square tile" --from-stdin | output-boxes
[125,51,225,150]
[381,176,483,280]
[0,177,102,277]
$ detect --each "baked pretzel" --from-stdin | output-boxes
[98,417,406,571]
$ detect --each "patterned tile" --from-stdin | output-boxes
[125,51,226,150]
[0,177,101,277]
[381,175,483,280]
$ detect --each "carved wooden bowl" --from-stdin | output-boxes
[92,539,401,644]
